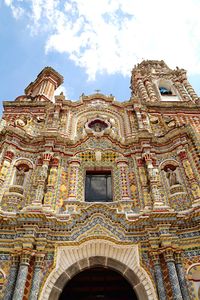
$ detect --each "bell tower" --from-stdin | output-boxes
[24,67,63,102]
[131,60,199,103]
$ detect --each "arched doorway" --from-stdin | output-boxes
[59,267,138,300]
[41,241,158,300]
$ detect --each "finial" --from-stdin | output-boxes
[95,89,101,93]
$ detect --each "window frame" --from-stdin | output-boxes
[84,169,113,203]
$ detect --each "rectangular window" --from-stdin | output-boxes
[85,171,112,202]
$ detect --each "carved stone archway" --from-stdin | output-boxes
[40,239,157,300]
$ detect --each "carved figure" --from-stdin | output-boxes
[39,164,48,181]
[48,167,57,185]
[15,166,26,186]
[0,160,10,180]
[166,168,180,186]
[0,119,7,132]
[150,167,160,182]
[94,122,102,132]
[139,167,148,186]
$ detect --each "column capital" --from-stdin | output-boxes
[11,253,20,266]
[51,156,59,167]
[43,151,53,162]
[149,251,160,265]
[34,253,45,268]
[142,152,153,162]
[174,251,183,264]
[20,251,33,265]
[163,248,175,262]
[137,157,145,167]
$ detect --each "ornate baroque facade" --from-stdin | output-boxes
[0,60,200,299]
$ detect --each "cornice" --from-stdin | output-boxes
[145,101,200,112]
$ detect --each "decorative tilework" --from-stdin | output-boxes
[13,264,29,300]
[0,61,199,300]
[166,261,183,300]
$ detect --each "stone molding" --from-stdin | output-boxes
[40,239,157,300]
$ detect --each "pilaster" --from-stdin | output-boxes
[67,159,81,201]
[116,159,131,201]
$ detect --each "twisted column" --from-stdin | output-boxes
[183,79,198,102]
[144,79,157,102]
[150,252,167,300]
[4,254,19,300]
[29,254,45,300]
[137,79,149,101]
[164,249,183,300]
[12,252,31,300]
[173,81,190,101]
[175,252,191,300]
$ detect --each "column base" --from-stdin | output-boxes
[43,204,54,212]
[23,203,43,212]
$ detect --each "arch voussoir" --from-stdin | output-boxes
[40,240,158,300]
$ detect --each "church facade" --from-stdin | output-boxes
[0,60,199,299]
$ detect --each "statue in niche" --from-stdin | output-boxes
[15,165,28,186]
[150,167,160,182]
[89,120,107,133]
[48,167,57,185]
[38,164,48,181]
[165,167,180,186]
[94,122,103,132]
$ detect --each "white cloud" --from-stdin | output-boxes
[4,0,24,19]
[4,0,200,79]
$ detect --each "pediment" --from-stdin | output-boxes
[76,223,120,241]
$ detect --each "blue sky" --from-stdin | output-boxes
[1,0,200,115]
